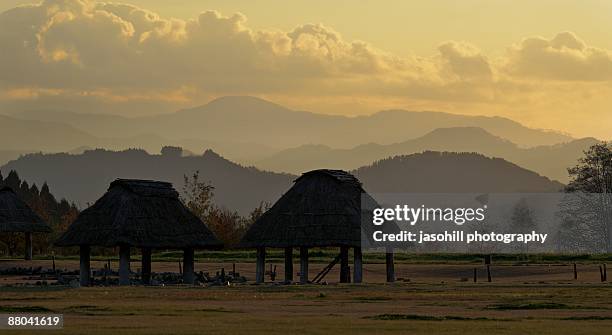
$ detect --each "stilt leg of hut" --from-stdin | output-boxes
[385,248,395,283]
[300,247,309,284]
[79,245,91,287]
[284,247,293,283]
[255,247,265,283]
[141,248,152,285]
[340,246,349,283]
[119,245,131,286]
[183,248,195,285]
[24,232,33,261]
[353,247,363,283]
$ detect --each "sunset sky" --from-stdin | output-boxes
[1,0,611,139]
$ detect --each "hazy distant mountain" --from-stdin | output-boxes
[0,148,294,214]
[354,152,564,193]
[12,96,572,151]
[1,110,278,162]
[256,127,597,182]
[0,115,98,152]
[2,148,563,213]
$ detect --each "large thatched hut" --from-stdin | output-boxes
[239,169,395,284]
[0,187,52,260]
[55,179,222,286]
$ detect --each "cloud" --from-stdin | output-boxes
[438,41,493,81]
[504,32,612,81]
[0,0,498,102]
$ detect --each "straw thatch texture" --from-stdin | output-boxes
[0,187,51,233]
[55,179,222,248]
[240,169,382,248]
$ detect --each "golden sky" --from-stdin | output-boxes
[1,0,612,139]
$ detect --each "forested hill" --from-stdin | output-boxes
[354,152,564,193]
[1,148,294,214]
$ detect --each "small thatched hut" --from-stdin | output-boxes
[0,187,52,260]
[55,179,222,286]
[239,169,395,284]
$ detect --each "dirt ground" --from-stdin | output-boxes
[1,260,612,334]
[1,259,608,284]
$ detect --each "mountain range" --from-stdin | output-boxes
[0,96,594,185]
[9,96,571,151]
[256,127,597,183]
[1,149,563,213]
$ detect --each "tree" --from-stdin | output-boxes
[563,142,612,252]
[180,171,215,221]
[509,198,537,253]
[567,142,612,193]
[180,172,271,246]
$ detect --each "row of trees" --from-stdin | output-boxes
[0,170,79,256]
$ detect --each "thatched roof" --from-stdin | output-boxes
[55,179,222,248]
[0,187,51,233]
[239,169,382,248]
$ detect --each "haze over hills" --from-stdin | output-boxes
[256,127,598,183]
[354,152,564,193]
[1,96,591,184]
[0,113,278,164]
[0,115,98,152]
[1,148,563,213]
[11,96,572,151]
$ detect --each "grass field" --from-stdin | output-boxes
[2,282,612,334]
[1,257,612,334]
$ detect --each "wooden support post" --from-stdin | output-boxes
[141,248,152,285]
[385,248,395,283]
[284,247,293,282]
[52,254,56,273]
[119,244,131,286]
[255,247,265,283]
[473,268,477,283]
[183,248,195,285]
[353,247,363,283]
[573,263,578,280]
[24,232,32,260]
[300,247,309,284]
[487,264,492,282]
[340,246,349,283]
[600,265,604,282]
[79,245,91,287]
[604,264,608,281]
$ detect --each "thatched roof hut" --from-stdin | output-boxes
[240,169,367,248]
[56,179,222,286]
[0,187,51,260]
[239,169,394,284]
[0,187,51,233]
[55,179,221,248]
